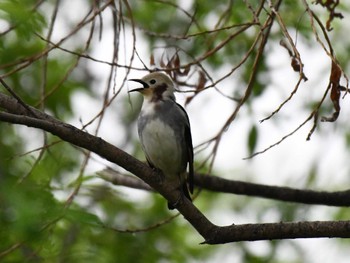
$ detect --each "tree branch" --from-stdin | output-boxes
[195,173,350,207]
[98,167,154,191]
[100,168,350,207]
[0,92,217,241]
[1,91,350,244]
[204,220,350,244]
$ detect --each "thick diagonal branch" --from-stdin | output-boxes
[1,92,350,244]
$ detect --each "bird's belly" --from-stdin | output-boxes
[140,119,184,176]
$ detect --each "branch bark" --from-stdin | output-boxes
[100,168,350,207]
[1,91,350,244]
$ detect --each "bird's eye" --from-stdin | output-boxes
[149,79,156,85]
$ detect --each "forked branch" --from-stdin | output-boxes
[1,90,350,243]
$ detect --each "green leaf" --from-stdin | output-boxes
[248,124,258,156]
[65,208,102,227]
[0,0,46,39]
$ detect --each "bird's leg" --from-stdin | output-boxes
[167,185,189,210]
[168,193,182,210]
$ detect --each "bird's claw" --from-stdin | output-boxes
[167,193,183,210]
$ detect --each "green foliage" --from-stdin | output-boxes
[1,0,350,262]
[0,0,46,39]
[248,124,258,156]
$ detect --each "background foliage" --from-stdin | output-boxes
[1,0,350,262]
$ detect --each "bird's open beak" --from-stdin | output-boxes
[128,79,149,93]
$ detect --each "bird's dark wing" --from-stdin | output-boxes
[184,125,194,193]
[176,103,194,194]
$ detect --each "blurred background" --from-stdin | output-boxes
[1,0,350,262]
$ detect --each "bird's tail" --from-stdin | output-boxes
[182,182,192,202]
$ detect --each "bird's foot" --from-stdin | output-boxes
[167,184,192,210]
[167,195,182,210]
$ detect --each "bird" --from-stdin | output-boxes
[128,72,194,209]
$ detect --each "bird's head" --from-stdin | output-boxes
[128,72,176,102]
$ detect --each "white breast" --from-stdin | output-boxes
[140,117,183,179]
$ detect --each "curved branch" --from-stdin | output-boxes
[0,91,216,240]
[1,91,350,243]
